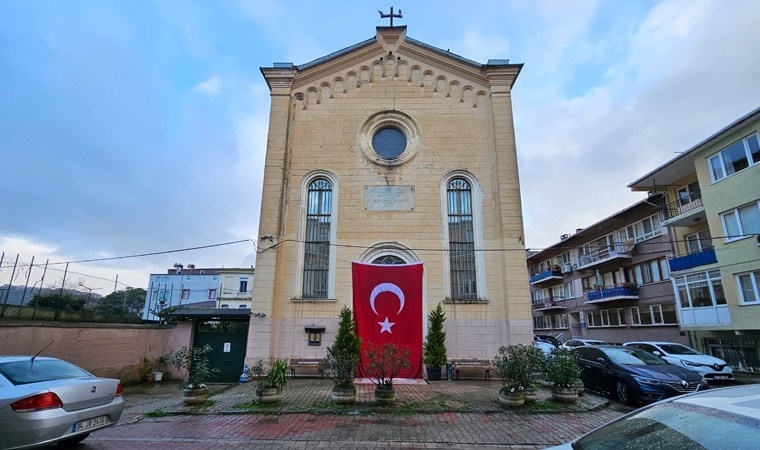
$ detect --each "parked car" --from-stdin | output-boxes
[0,356,124,449]
[561,339,607,349]
[576,345,706,405]
[534,340,557,357]
[534,334,561,347]
[547,384,760,449]
[624,341,734,382]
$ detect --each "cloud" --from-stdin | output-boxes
[518,0,760,249]
[193,76,220,95]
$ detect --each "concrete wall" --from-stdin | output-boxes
[0,321,193,382]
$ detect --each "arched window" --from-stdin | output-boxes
[372,255,406,265]
[447,178,477,300]
[303,178,333,298]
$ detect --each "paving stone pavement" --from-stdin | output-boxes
[71,379,625,448]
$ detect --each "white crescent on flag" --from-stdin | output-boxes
[369,282,405,316]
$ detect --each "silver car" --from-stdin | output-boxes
[0,356,124,449]
[548,384,760,449]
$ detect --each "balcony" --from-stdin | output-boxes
[660,192,707,227]
[668,247,717,272]
[532,300,567,312]
[530,268,563,286]
[576,243,632,271]
[586,284,639,304]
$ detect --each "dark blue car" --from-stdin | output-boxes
[576,345,707,405]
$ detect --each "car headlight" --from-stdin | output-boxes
[633,376,662,385]
[681,360,702,368]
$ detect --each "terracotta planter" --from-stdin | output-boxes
[143,372,154,384]
[374,385,395,404]
[331,386,356,404]
[551,386,578,403]
[498,390,525,408]
[523,386,538,404]
[426,366,442,381]
[182,387,209,405]
[256,387,282,404]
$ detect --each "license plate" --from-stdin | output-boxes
[72,415,108,432]
[713,375,729,380]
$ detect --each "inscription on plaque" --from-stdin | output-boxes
[364,186,415,211]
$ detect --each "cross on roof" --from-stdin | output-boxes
[378,7,402,26]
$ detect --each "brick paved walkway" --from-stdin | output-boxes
[75,380,624,448]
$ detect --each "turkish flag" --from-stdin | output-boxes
[352,261,424,379]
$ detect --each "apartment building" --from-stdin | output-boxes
[528,196,688,345]
[629,107,760,371]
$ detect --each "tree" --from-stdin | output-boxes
[28,292,86,311]
[318,306,362,389]
[94,288,147,318]
[423,303,447,368]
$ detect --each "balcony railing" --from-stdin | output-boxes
[531,300,567,311]
[577,243,631,270]
[586,284,639,303]
[668,247,717,272]
[660,191,704,226]
[529,268,563,285]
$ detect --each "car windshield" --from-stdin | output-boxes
[604,348,668,366]
[0,359,90,385]
[573,401,760,450]
[659,344,701,355]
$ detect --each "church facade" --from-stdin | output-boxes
[246,26,532,367]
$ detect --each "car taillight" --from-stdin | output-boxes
[11,392,63,412]
[115,382,123,397]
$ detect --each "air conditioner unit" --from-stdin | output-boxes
[561,263,573,273]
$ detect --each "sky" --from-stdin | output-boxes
[1,0,759,289]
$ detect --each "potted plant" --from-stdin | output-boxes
[318,306,362,404]
[169,345,219,405]
[494,344,545,407]
[139,356,154,384]
[364,342,411,404]
[153,354,169,382]
[545,347,582,403]
[422,303,447,381]
[251,358,290,404]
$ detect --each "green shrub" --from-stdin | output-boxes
[494,344,544,390]
[545,348,581,388]
[422,304,447,368]
[318,306,362,389]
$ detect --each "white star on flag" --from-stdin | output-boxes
[378,316,395,334]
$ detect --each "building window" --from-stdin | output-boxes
[238,304,248,308]
[630,304,677,326]
[708,133,760,182]
[625,258,669,285]
[551,282,574,301]
[221,304,229,309]
[737,270,760,304]
[677,181,701,206]
[239,279,248,293]
[533,316,553,330]
[181,289,190,299]
[586,308,627,328]
[625,214,662,243]
[721,200,760,241]
[673,270,726,308]
[208,289,217,299]
[684,230,712,253]
[531,288,550,305]
[447,178,477,300]
[303,178,333,298]
[554,314,568,328]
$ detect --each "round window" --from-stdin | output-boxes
[372,127,407,159]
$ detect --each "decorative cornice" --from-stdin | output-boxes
[260,67,297,93]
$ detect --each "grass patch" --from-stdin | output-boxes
[231,401,273,410]
[528,400,576,411]
[144,409,167,418]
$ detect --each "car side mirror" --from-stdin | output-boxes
[653,350,662,356]
[596,357,608,365]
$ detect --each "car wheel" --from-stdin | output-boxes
[615,380,635,405]
[58,433,90,447]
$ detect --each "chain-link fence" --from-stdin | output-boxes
[0,252,144,323]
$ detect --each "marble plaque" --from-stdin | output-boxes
[364,185,415,211]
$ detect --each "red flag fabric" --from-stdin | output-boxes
[352,261,424,379]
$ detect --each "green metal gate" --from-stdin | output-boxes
[193,320,249,382]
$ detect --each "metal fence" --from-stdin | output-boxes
[0,252,142,323]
